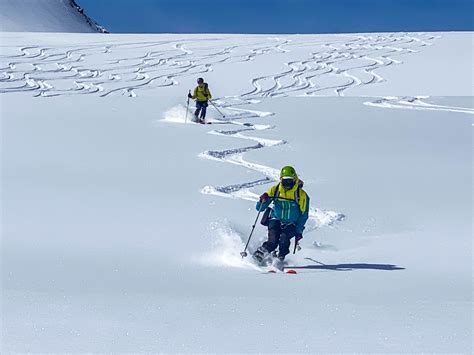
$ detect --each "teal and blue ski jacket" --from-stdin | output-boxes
[256,181,310,234]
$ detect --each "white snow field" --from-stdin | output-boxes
[1,29,472,353]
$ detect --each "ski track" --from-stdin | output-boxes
[1,33,440,99]
[364,96,474,115]
[3,33,458,237]
[198,95,345,233]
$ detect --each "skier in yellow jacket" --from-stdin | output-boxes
[188,77,212,123]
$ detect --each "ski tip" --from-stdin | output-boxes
[286,269,297,274]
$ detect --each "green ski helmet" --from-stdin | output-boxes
[280,165,297,178]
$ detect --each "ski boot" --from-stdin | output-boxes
[252,246,270,265]
[272,255,285,272]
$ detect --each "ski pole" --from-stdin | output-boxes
[240,204,264,258]
[293,238,302,254]
[185,90,191,123]
[304,257,325,266]
[208,99,226,118]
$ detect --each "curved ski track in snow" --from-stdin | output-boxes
[0,37,290,96]
[1,33,444,231]
[192,33,440,231]
[240,33,440,98]
[364,96,474,115]
[198,97,345,231]
[1,33,439,99]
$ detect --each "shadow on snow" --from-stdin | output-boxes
[287,263,405,271]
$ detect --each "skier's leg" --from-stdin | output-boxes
[278,224,297,259]
[278,234,291,258]
[262,219,281,253]
[194,101,203,120]
[253,220,282,263]
[194,107,201,119]
[200,105,207,119]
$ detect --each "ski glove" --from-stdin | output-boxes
[188,93,192,99]
[295,234,303,243]
[259,192,269,202]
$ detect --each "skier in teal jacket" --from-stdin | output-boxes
[253,166,310,263]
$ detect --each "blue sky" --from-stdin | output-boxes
[77,0,473,34]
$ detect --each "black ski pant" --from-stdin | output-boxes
[262,219,297,258]
[194,100,208,119]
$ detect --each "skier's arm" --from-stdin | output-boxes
[191,87,197,99]
[256,186,276,211]
[296,195,310,234]
[207,88,212,100]
[256,198,272,212]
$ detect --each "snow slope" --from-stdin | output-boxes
[0,0,107,33]
[1,31,472,353]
